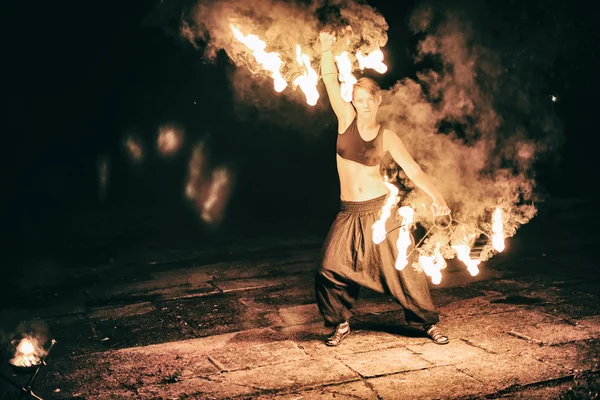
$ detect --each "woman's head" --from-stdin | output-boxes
[352,77,381,120]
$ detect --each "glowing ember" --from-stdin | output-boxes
[230,25,287,93]
[453,243,480,276]
[355,49,388,74]
[158,128,183,155]
[395,206,414,271]
[372,178,399,244]
[11,338,44,368]
[124,136,142,161]
[491,207,505,252]
[202,168,230,223]
[186,143,206,200]
[335,52,357,102]
[293,45,320,106]
[417,243,447,285]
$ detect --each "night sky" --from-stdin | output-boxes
[7,0,600,261]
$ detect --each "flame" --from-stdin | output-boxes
[453,243,480,276]
[416,243,447,285]
[124,136,142,161]
[335,52,357,102]
[356,49,388,74]
[372,178,399,244]
[230,25,287,93]
[186,143,206,200]
[11,337,45,367]
[395,206,414,270]
[202,168,230,223]
[293,45,319,106]
[491,207,505,252]
[158,127,183,155]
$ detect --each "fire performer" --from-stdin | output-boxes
[315,31,451,346]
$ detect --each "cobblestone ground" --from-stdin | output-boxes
[1,199,599,399]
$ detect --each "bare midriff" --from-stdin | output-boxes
[336,154,388,202]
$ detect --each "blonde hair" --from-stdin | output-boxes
[352,77,380,97]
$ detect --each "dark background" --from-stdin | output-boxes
[5,0,600,267]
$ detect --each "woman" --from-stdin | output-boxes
[315,31,451,346]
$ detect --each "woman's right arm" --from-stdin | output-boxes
[320,32,355,128]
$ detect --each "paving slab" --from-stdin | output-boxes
[221,356,357,391]
[521,338,600,372]
[281,322,421,357]
[508,321,594,345]
[493,380,575,399]
[277,304,322,326]
[145,283,220,301]
[252,380,379,400]
[367,365,492,399]
[209,340,309,371]
[437,314,548,355]
[137,376,258,399]
[0,294,87,322]
[337,346,431,377]
[574,315,600,335]
[88,302,156,321]
[436,296,522,318]
[407,339,490,366]
[529,293,600,318]
[214,275,300,293]
[456,352,568,390]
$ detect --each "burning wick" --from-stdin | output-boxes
[293,45,319,106]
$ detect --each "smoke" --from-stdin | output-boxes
[176,0,563,261]
[378,3,563,260]
[180,0,388,113]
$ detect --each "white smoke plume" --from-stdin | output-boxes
[379,4,563,260]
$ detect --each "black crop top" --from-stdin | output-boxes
[336,118,385,166]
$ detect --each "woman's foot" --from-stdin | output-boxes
[424,324,449,345]
[326,321,350,346]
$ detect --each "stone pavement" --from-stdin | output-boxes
[1,204,599,399]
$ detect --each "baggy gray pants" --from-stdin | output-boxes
[315,194,439,327]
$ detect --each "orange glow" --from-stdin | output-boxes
[11,337,45,367]
[124,136,142,161]
[201,168,230,223]
[158,127,183,155]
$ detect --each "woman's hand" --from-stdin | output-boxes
[319,31,335,52]
[431,197,451,217]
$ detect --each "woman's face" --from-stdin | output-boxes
[352,87,381,120]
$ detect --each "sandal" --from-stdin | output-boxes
[326,322,350,346]
[425,324,449,345]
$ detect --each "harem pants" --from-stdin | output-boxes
[315,194,439,327]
